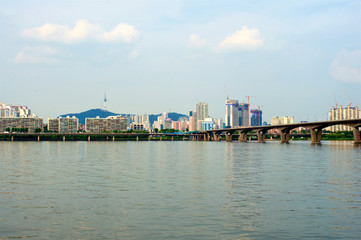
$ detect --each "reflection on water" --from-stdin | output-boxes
[0,141,360,239]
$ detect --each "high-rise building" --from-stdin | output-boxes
[238,103,249,126]
[328,105,360,132]
[189,110,197,131]
[250,109,262,126]
[225,99,239,128]
[196,102,208,131]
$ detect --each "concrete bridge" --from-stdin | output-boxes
[200,119,361,144]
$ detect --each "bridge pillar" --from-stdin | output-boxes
[226,132,233,142]
[148,135,151,141]
[136,136,139,141]
[171,136,174,141]
[11,136,13,141]
[183,136,185,141]
[280,130,290,144]
[38,136,40,142]
[160,136,162,141]
[257,130,266,143]
[62,136,65,142]
[113,136,115,141]
[353,127,361,144]
[310,128,322,144]
[238,132,248,142]
[88,136,90,142]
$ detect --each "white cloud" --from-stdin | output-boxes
[189,34,206,47]
[14,46,59,64]
[22,20,140,43]
[218,26,264,50]
[329,49,361,84]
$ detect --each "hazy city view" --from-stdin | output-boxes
[1,0,361,239]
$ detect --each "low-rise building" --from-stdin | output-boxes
[130,123,144,131]
[85,116,127,133]
[48,116,78,133]
[0,117,43,133]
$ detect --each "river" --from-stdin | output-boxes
[1,141,360,239]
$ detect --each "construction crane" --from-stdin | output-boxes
[333,92,338,108]
[224,85,229,101]
[344,91,352,107]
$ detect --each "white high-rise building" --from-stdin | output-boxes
[225,99,239,128]
[196,102,208,131]
[328,105,360,132]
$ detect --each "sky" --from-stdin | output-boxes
[0,0,360,122]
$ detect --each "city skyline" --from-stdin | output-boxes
[1,0,360,122]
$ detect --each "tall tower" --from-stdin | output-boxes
[103,91,107,109]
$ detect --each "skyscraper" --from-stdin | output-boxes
[238,103,249,126]
[250,109,262,126]
[225,99,239,128]
[196,102,208,131]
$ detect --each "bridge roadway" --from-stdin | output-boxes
[201,118,361,144]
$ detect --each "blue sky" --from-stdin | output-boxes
[0,0,360,122]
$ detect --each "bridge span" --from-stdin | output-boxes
[201,119,361,144]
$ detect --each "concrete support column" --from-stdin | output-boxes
[171,136,174,141]
[238,132,247,142]
[88,135,90,142]
[353,127,361,144]
[182,136,185,141]
[136,136,139,141]
[160,136,162,141]
[204,133,207,141]
[106,136,109,141]
[11,136,14,141]
[62,136,65,142]
[280,130,290,144]
[257,131,266,143]
[226,132,233,142]
[38,136,40,142]
[148,135,151,141]
[310,128,322,144]
[113,136,115,141]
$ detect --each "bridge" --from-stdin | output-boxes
[1,119,360,144]
[200,118,361,144]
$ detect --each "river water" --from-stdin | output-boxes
[0,141,360,239]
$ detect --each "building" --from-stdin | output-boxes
[201,118,214,131]
[238,103,250,126]
[0,103,34,118]
[0,117,43,133]
[85,116,127,133]
[250,109,262,126]
[271,116,294,125]
[328,105,360,132]
[196,102,208,131]
[225,99,239,128]
[189,110,197,131]
[48,117,78,133]
[130,123,144,131]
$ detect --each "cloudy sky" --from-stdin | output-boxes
[1,0,360,122]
